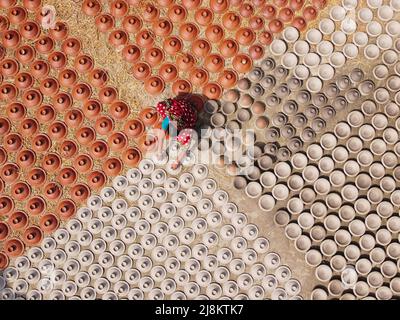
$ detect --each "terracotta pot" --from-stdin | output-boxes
[109,29,128,47]
[76,126,96,145]
[15,72,34,90]
[0,196,14,216]
[32,133,51,153]
[1,58,19,77]
[138,107,159,126]
[235,27,255,45]
[42,153,61,172]
[8,210,29,230]
[56,199,76,219]
[179,23,199,41]
[49,22,68,41]
[48,51,67,69]
[249,16,265,30]
[195,8,213,26]
[103,157,123,176]
[210,0,229,13]
[157,0,173,6]
[4,238,25,257]
[20,20,41,40]
[172,79,192,95]
[74,54,94,73]
[168,5,187,23]
[64,109,83,128]
[30,59,49,79]
[124,119,145,138]
[36,104,55,123]
[279,7,294,22]
[0,83,18,101]
[269,19,284,33]
[89,140,109,159]
[232,54,253,73]
[26,196,45,216]
[60,140,78,159]
[3,132,22,152]
[142,3,159,22]
[26,168,46,187]
[98,86,118,104]
[132,61,151,80]
[82,99,101,120]
[218,69,238,88]
[0,117,11,136]
[0,15,10,33]
[249,44,264,60]
[303,6,318,20]
[136,30,155,48]
[122,44,141,63]
[218,38,238,58]
[43,182,62,200]
[205,24,224,43]
[191,38,211,58]
[88,69,108,88]
[176,53,195,72]
[144,47,164,67]
[96,13,115,32]
[182,0,201,9]
[153,18,172,37]
[222,12,241,30]
[23,226,43,245]
[11,182,31,201]
[70,183,90,202]
[189,67,209,86]
[108,132,128,151]
[87,170,106,190]
[40,77,60,96]
[39,213,59,233]
[72,82,92,101]
[73,154,93,173]
[16,149,36,168]
[1,30,21,48]
[82,0,102,16]
[159,63,178,82]
[1,163,19,183]
[0,251,9,269]
[122,147,142,166]
[59,68,78,88]
[6,102,26,120]
[0,222,10,241]
[53,92,72,112]
[138,133,158,154]
[95,115,114,135]
[61,37,81,56]
[292,16,307,31]
[110,0,128,17]
[290,0,304,10]
[15,44,36,63]
[144,76,165,95]
[23,0,42,11]
[110,100,130,120]
[57,167,78,186]
[239,2,254,17]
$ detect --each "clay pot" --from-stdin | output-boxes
[82,0,102,16]
[0,83,18,101]
[138,133,158,154]
[122,44,141,63]
[0,15,9,33]
[23,0,42,11]
[0,117,10,136]
[3,133,22,152]
[122,147,142,166]
[96,13,115,32]
[56,199,76,220]
[279,7,294,22]
[48,51,67,70]
[16,149,36,168]
[195,8,213,26]
[249,44,264,60]
[144,76,165,95]
[103,157,123,176]
[269,19,284,33]
[60,140,78,159]
[124,119,145,138]
[2,30,21,48]
[59,68,78,88]
[153,18,172,37]
[205,24,225,43]
[239,3,254,17]
[110,0,128,17]
[73,154,93,173]
[159,63,178,82]
[0,195,14,216]
[53,92,72,112]
[189,68,209,86]
[43,182,62,200]
[290,0,305,10]
[61,37,81,56]
[1,163,19,185]
[222,12,241,31]
[218,69,238,89]
[49,22,68,40]
[82,99,101,120]
[26,196,45,215]
[176,53,195,72]
[98,86,118,104]
[122,15,141,33]
[168,5,187,23]
[292,16,307,31]
[179,23,199,41]
[157,0,173,6]
[192,39,211,58]
[303,6,318,20]
[8,210,29,230]
[132,62,151,80]
[235,27,255,45]
[36,104,56,123]
[70,183,90,202]
[87,170,106,190]
[76,126,96,145]
[39,213,59,233]
[144,47,164,67]
[109,29,128,47]
[74,54,94,74]
[88,68,108,88]
[57,167,78,186]
[15,72,34,90]
[0,222,10,241]
[40,77,60,96]
[0,252,9,269]
[172,79,192,95]
[89,140,109,159]
[30,60,50,79]
[11,182,31,201]
[19,118,39,138]
[15,44,35,63]
[20,20,40,40]
[138,107,159,126]
[210,0,229,13]
[108,132,128,151]
[162,36,182,56]
[0,147,6,165]
[203,82,222,100]
[72,82,92,101]
[6,102,26,120]
[4,238,25,257]
[136,30,155,48]
[142,4,159,22]
[1,58,19,77]
[27,168,46,187]
[249,16,265,30]
[204,54,225,73]
[232,54,253,73]
[95,116,114,135]
[42,153,61,172]
[23,226,43,245]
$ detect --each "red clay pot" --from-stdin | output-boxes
[26,168,46,187]
[39,213,59,233]
[26,195,46,216]
[89,68,108,88]
[53,92,73,112]
[59,68,78,88]
[89,140,109,159]
[73,153,93,173]
[39,76,60,96]
[19,118,39,137]
[124,119,145,138]
[43,182,62,201]
[122,15,141,33]
[95,115,114,135]
[1,58,19,77]
[65,108,84,128]
[189,68,209,86]
[138,107,159,126]
[70,183,90,202]
[41,153,61,172]
[6,102,26,120]
[144,76,166,95]
[11,182,31,201]
[30,59,50,79]
[132,61,151,80]
[49,22,68,40]
[60,140,78,159]
[48,51,67,69]
[75,54,94,73]
[195,8,213,26]
[56,199,76,220]
[168,5,187,23]
[57,167,78,186]
[47,120,68,141]
[110,0,128,17]
[82,99,102,120]
[3,133,22,152]
[36,104,56,123]
[15,72,34,90]
[0,196,14,216]
[4,238,25,257]
[1,29,21,49]
[82,0,102,16]
[76,126,96,145]
[172,79,192,96]
[20,20,41,40]
[61,37,81,56]
[95,13,115,32]
[108,132,128,151]
[16,149,36,168]
[110,100,130,120]
[72,82,92,101]
[122,44,141,63]
[103,157,123,176]
[15,44,35,63]
[87,170,106,190]
[8,210,29,230]
[159,63,178,82]
[191,38,211,58]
